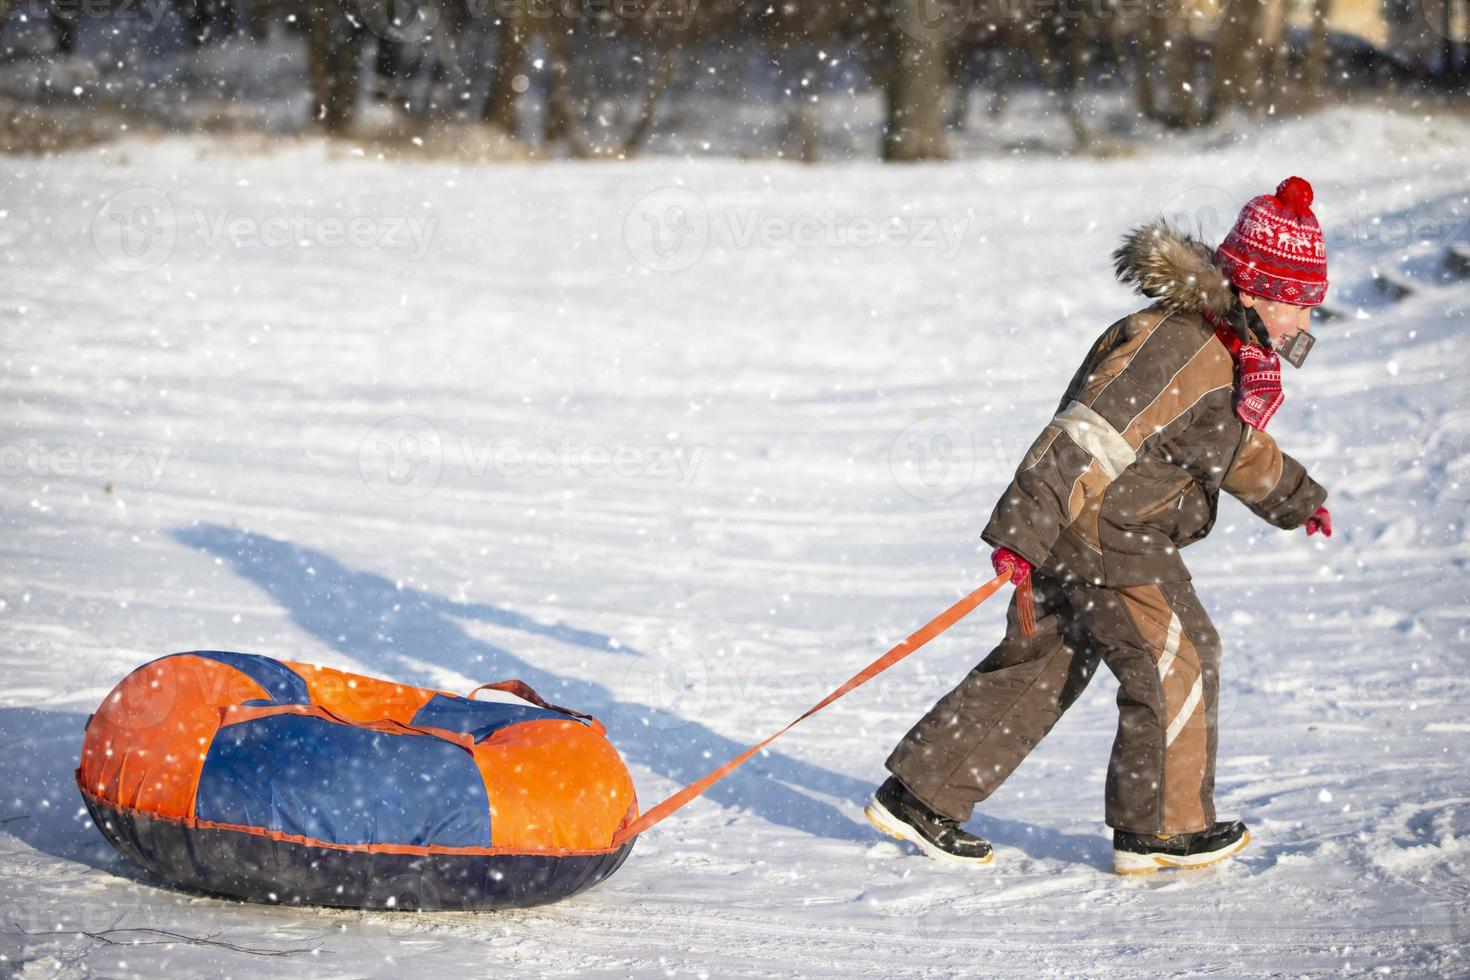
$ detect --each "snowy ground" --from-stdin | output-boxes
[2,106,1469,977]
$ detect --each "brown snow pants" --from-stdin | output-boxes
[885,571,1221,836]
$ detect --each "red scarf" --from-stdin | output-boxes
[1207,313,1284,431]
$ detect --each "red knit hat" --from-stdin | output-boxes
[1214,176,1328,307]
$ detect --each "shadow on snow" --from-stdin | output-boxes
[170,522,872,844]
[0,522,1110,884]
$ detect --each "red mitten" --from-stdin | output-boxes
[1304,506,1332,537]
[991,547,1033,585]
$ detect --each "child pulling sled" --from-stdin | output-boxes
[868,177,1333,875]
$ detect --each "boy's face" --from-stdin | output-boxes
[1240,292,1312,347]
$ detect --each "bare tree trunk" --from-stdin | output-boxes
[48,4,78,55]
[1458,0,1470,88]
[1064,19,1093,143]
[246,0,270,41]
[795,100,821,163]
[777,42,824,162]
[427,0,472,122]
[621,45,678,157]
[1159,19,1203,125]
[1128,31,1159,121]
[1143,16,1186,124]
[884,0,949,162]
[180,0,237,47]
[308,0,363,133]
[946,41,972,130]
[1213,0,1273,115]
[1259,0,1290,107]
[544,29,582,147]
[483,15,526,134]
[990,47,1015,119]
[1439,0,1458,87]
[544,29,600,158]
[1020,27,1091,147]
[1302,0,1332,104]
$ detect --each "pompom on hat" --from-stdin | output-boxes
[1214,176,1328,307]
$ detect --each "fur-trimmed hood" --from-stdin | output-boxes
[1112,221,1235,316]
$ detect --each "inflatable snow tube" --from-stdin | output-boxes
[76,652,638,910]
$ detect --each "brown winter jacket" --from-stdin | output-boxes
[981,222,1328,587]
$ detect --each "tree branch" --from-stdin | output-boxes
[11,922,322,957]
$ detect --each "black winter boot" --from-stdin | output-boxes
[864,777,994,865]
[1112,820,1250,875]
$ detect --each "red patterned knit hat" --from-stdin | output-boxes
[1215,176,1328,306]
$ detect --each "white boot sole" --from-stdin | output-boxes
[1112,830,1251,875]
[863,797,994,866]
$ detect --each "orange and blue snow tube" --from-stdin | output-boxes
[76,652,638,910]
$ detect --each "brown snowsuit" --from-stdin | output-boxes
[886,223,1327,835]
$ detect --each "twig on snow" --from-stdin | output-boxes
[10,921,322,957]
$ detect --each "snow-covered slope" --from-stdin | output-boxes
[2,107,1468,976]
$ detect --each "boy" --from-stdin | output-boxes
[867,177,1332,874]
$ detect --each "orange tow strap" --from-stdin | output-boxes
[468,679,594,722]
[1016,574,1037,637]
[611,571,1012,847]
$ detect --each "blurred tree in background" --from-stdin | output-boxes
[0,0,1464,157]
